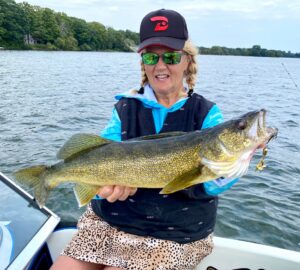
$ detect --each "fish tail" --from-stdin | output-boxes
[13,165,49,208]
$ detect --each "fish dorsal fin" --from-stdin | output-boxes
[57,133,112,160]
[130,131,186,141]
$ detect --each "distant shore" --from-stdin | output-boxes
[1,0,299,58]
[1,45,300,59]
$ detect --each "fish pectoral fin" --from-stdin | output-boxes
[73,184,100,207]
[129,131,186,141]
[160,167,208,194]
[57,133,113,160]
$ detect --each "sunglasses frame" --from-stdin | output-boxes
[141,51,186,65]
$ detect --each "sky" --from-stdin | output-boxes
[15,0,300,52]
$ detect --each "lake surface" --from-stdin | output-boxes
[0,51,299,252]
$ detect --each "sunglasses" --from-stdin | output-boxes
[141,52,186,65]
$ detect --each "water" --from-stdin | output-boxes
[1,51,299,251]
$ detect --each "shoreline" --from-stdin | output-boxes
[1,48,300,59]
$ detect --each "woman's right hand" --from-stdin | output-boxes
[97,185,137,203]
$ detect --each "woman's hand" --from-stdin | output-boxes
[97,185,137,203]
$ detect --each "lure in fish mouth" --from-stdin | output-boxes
[199,109,278,180]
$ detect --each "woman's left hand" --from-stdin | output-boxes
[97,185,137,203]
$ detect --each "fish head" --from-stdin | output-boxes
[200,109,278,179]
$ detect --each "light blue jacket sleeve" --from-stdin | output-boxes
[202,105,239,196]
[100,108,122,142]
[201,104,224,129]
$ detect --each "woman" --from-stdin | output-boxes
[51,9,238,270]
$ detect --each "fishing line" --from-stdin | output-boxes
[281,63,299,89]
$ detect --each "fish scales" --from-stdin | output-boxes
[46,132,203,188]
[13,109,278,208]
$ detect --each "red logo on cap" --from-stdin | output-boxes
[150,16,168,31]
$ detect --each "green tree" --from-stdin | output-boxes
[19,2,35,42]
[0,8,5,42]
[54,12,78,50]
[250,45,262,56]
[40,8,60,43]
[2,1,298,56]
[70,17,91,48]
[54,36,78,50]
[125,29,139,44]
[56,12,74,37]
[88,22,107,50]
[0,0,26,47]
[210,46,224,55]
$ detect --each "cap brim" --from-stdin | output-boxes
[137,37,186,52]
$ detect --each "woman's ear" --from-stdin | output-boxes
[186,54,192,63]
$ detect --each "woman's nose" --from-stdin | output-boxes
[155,55,167,68]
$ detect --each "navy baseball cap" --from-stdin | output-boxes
[138,9,189,52]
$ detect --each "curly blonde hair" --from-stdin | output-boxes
[140,40,199,92]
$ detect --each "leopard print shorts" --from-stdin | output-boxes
[61,204,214,270]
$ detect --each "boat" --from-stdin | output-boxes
[0,172,60,270]
[1,171,300,270]
[37,228,300,270]
[0,221,13,269]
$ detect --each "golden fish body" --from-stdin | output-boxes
[46,133,204,188]
[14,109,278,208]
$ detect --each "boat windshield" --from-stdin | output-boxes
[0,172,60,270]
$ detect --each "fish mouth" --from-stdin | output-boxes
[201,109,278,180]
[247,109,266,141]
[238,109,278,177]
[264,126,278,144]
[250,109,278,149]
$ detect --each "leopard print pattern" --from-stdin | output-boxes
[62,204,213,270]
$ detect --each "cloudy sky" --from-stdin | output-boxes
[15,0,300,52]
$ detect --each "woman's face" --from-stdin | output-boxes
[142,46,189,97]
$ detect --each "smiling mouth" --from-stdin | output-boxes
[155,74,169,80]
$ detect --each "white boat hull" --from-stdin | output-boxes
[45,228,300,270]
[0,221,14,269]
[197,237,300,270]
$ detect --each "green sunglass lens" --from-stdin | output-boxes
[142,53,159,65]
[142,52,183,65]
[163,52,181,64]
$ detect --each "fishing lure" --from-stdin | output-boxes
[256,147,268,171]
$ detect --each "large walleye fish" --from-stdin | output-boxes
[13,109,277,208]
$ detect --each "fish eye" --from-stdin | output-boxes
[236,119,247,130]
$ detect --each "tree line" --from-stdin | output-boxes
[0,0,139,51]
[199,45,300,58]
[0,0,299,58]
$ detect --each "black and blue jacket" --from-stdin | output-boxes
[91,84,238,243]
